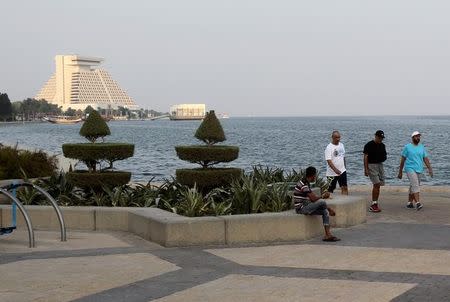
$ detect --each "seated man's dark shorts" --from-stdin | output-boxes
[328,171,348,193]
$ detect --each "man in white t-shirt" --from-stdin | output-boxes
[325,130,348,195]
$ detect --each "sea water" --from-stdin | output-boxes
[1,116,449,185]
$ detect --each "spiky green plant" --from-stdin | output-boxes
[284,168,305,182]
[229,175,267,214]
[16,187,41,205]
[250,165,285,183]
[37,172,83,205]
[175,185,209,217]
[205,187,232,216]
[88,192,108,207]
[102,185,133,207]
[157,178,186,209]
[129,181,159,207]
[265,182,291,212]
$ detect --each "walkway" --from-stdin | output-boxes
[1,191,449,301]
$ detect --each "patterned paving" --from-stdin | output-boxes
[0,253,179,302]
[153,275,416,302]
[1,192,450,301]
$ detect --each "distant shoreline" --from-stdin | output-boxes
[0,121,44,124]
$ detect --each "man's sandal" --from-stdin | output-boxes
[322,236,341,242]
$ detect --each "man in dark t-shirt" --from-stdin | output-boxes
[363,130,387,213]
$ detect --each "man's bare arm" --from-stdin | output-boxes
[364,154,369,176]
[398,156,405,179]
[327,160,341,175]
[307,191,320,202]
[424,157,433,177]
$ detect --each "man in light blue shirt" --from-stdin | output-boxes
[398,131,433,210]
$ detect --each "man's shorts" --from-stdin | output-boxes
[406,171,421,194]
[327,171,348,193]
[368,163,385,186]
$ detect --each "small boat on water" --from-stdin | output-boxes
[43,116,83,124]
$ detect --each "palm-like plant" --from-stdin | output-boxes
[157,178,186,210]
[250,165,285,183]
[129,181,159,207]
[229,175,267,214]
[205,188,232,216]
[37,172,83,205]
[102,185,133,207]
[175,185,209,217]
[265,182,291,212]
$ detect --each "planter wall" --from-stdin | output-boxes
[0,195,366,247]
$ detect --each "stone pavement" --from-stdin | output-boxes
[1,190,450,301]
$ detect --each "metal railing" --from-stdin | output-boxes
[0,188,35,247]
[0,181,67,247]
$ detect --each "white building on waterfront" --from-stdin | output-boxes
[169,104,206,120]
[35,55,138,111]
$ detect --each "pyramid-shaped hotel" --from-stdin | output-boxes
[36,55,138,110]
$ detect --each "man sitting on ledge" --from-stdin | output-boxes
[293,166,341,242]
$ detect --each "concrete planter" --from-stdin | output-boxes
[0,195,365,247]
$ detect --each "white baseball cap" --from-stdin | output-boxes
[411,131,421,137]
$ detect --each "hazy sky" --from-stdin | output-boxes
[2,0,450,116]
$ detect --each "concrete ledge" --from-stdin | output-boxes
[0,195,365,247]
[327,196,367,228]
[95,207,130,231]
[1,205,95,231]
[128,208,226,247]
[223,211,323,245]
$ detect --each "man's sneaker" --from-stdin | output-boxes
[416,202,423,211]
[406,202,414,209]
[369,203,381,213]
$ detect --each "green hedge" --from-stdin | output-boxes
[62,143,135,162]
[0,145,57,180]
[66,171,131,188]
[176,168,242,188]
[175,145,239,163]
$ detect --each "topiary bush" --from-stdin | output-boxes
[62,110,134,189]
[176,168,242,188]
[194,111,226,145]
[79,110,111,143]
[66,171,132,188]
[62,143,134,170]
[175,145,239,168]
[175,110,241,189]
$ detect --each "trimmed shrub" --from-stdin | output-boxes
[175,145,239,167]
[62,143,134,163]
[175,109,241,190]
[66,171,131,189]
[176,168,242,189]
[194,110,225,145]
[63,109,134,189]
[79,110,110,143]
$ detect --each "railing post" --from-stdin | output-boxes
[9,183,67,242]
[0,188,35,248]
